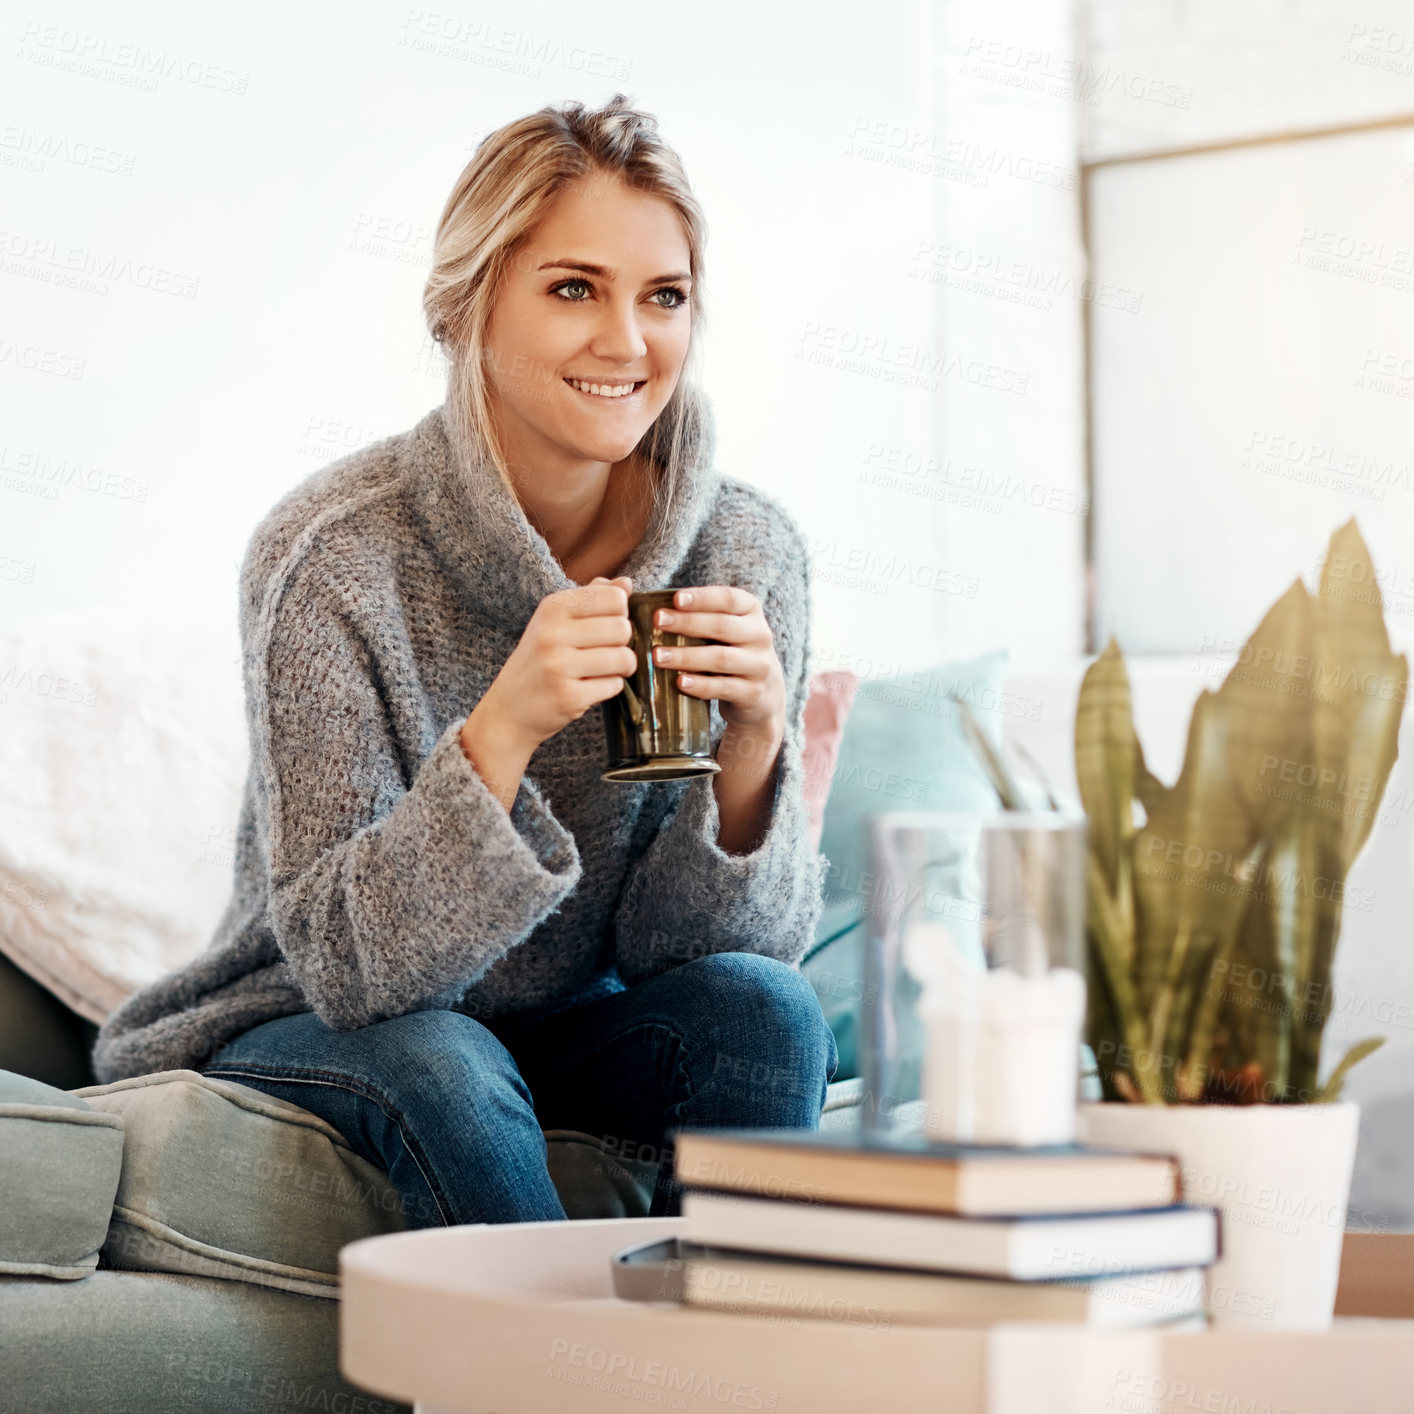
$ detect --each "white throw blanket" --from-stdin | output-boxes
[0,609,247,1022]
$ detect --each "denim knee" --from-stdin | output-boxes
[669,952,839,1082]
[210,1006,535,1119]
[343,1008,535,1116]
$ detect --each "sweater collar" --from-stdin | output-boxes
[408,394,721,627]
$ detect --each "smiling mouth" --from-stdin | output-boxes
[564,377,647,401]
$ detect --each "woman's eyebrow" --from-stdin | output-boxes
[536,258,692,284]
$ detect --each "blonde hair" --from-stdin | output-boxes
[422,94,709,535]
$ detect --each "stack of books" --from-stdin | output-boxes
[666,1126,1220,1329]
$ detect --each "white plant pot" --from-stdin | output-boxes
[1078,1100,1360,1331]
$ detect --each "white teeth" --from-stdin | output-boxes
[567,378,639,399]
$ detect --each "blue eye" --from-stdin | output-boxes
[551,278,592,301]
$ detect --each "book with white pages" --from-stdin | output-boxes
[679,1243,1208,1329]
[672,1125,1180,1216]
[680,1190,1220,1282]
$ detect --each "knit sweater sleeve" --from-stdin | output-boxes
[613,536,826,983]
[251,562,582,1031]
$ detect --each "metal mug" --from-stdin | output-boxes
[601,589,722,783]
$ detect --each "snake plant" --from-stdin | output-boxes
[1078,519,1403,1104]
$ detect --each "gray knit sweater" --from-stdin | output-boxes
[91,398,825,1084]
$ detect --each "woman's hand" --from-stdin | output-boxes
[650,586,786,741]
[478,575,638,753]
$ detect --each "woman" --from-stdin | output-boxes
[91,94,836,1226]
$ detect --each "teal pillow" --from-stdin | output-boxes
[803,651,1011,1077]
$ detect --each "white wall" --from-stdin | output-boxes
[1,0,951,671]
[804,0,1091,689]
[921,0,1090,669]
[1081,0,1414,161]
[1089,127,1414,659]
[1083,0,1414,658]
[2,1,1093,687]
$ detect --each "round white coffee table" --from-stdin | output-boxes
[339,1215,991,1413]
[339,1217,1414,1414]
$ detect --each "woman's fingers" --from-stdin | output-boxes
[653,643,761,677]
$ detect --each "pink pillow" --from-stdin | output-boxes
[801,670,860,851]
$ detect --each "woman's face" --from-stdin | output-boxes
[481,172,694,470]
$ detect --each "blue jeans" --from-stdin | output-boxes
[200,951,838,1229]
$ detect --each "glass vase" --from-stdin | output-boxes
[860,810,1088,1146]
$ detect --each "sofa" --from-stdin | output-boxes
[2,607,1027,1413]
[0,956,869,1414]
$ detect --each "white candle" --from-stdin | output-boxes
[905,919,1086,1146]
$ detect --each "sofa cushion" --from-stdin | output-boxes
[803,651,1010,1078]
[67,1069,865,1299]
[802,669,860,850]
[0,1268,410,1414]
[544,1078,866,1214]
[818,1074,866,1129]
[0,611,247,1024]
[544,1130,660,1219]
[0,1070,123,1280]
[73,1069,406,1299]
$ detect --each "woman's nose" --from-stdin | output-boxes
[589,298,649,361]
